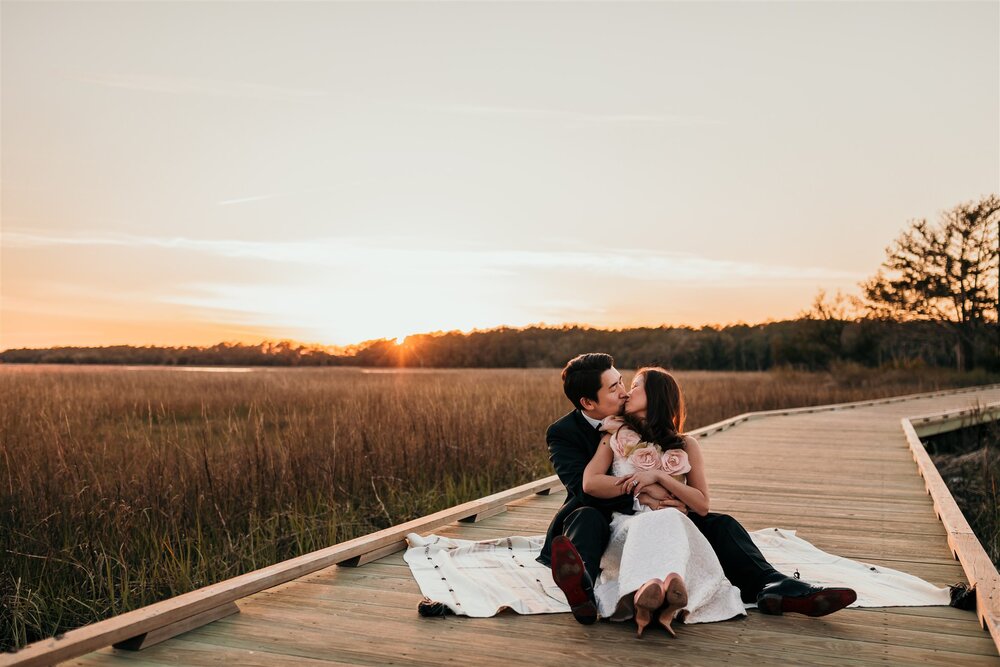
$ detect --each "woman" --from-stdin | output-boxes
[582,367,745,636]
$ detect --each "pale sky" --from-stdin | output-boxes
[2,1,998,349]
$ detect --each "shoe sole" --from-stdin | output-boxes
[635,580,665,611]
[758,588,858,617]
[551,537,597,625]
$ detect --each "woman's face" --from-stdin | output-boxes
[624,374,647,417]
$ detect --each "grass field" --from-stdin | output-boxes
[2,363,997,651]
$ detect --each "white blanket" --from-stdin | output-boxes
[403,529,951,617]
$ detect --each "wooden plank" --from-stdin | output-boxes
[194,599,997,667]
[264,580,988,642]
[67,638,355,666]
[185,602,864,667]
[110,602,239,651]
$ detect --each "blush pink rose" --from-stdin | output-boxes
[599,416,624,433]
[660,449,691,475]
[614,427,641,449]
[606,422,641,458]
[629,446,660,471]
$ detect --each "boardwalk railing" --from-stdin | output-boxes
[904,402,1000,649]
[4,383,1000,666]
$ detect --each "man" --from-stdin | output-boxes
[538,352,856,624]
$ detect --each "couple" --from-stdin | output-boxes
[537,353,857,636]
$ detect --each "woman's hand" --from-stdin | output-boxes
[616,470,661,496]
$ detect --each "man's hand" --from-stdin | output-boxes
[653,496,689,514]
[635,482,688,515]
[635,492,660,511]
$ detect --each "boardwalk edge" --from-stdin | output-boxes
[903,402,1000,652]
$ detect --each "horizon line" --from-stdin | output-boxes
[0,314,868,354]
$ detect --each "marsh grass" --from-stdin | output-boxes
[1,364,996,650]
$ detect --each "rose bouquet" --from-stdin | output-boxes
[601,417,691,479]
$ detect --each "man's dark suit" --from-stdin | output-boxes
[537,410,634,581]
[538,409,782,602]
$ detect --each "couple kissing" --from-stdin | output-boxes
[537,353,857,636]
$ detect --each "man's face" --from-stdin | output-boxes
[580,367,627,419]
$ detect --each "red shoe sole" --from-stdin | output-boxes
[551,537,597,625]
[758,588,857,617]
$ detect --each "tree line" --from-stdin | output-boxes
[1,319,995,372]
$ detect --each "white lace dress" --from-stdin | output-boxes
[593,430,747,624]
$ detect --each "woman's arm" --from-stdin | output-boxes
[582,436,628,498]
[621,436,711,516]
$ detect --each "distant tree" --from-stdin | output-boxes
[802,289,862,322]
[862,195,999,371]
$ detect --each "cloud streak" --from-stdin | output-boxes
[215,180,376,206]
[4,230,860,284]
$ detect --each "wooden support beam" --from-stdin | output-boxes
[910,404,1000,438]
[458,505,507,523]
[337,540,407,568]
[111,601,239,651]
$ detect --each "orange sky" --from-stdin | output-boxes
[2,2,998,350]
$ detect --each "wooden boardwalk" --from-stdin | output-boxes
[13,385,1000,666]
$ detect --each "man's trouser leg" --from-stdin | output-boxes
[563,507,611,583]
[688,511,784,602]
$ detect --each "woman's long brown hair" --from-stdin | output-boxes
[623,367,687,449]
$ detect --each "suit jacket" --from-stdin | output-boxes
[536,409,635,566]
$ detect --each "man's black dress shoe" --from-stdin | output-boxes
[756,578,857,617]
[551,536,598,625]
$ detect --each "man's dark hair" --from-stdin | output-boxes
[561,353,614,410]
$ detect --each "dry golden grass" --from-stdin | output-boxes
[1,363,995,650]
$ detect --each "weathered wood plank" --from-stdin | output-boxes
[111,602,239,651]
[67,638,352,667]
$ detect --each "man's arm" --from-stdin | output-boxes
[547,425,633,513]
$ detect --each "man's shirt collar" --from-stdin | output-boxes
[579,410,602,430]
